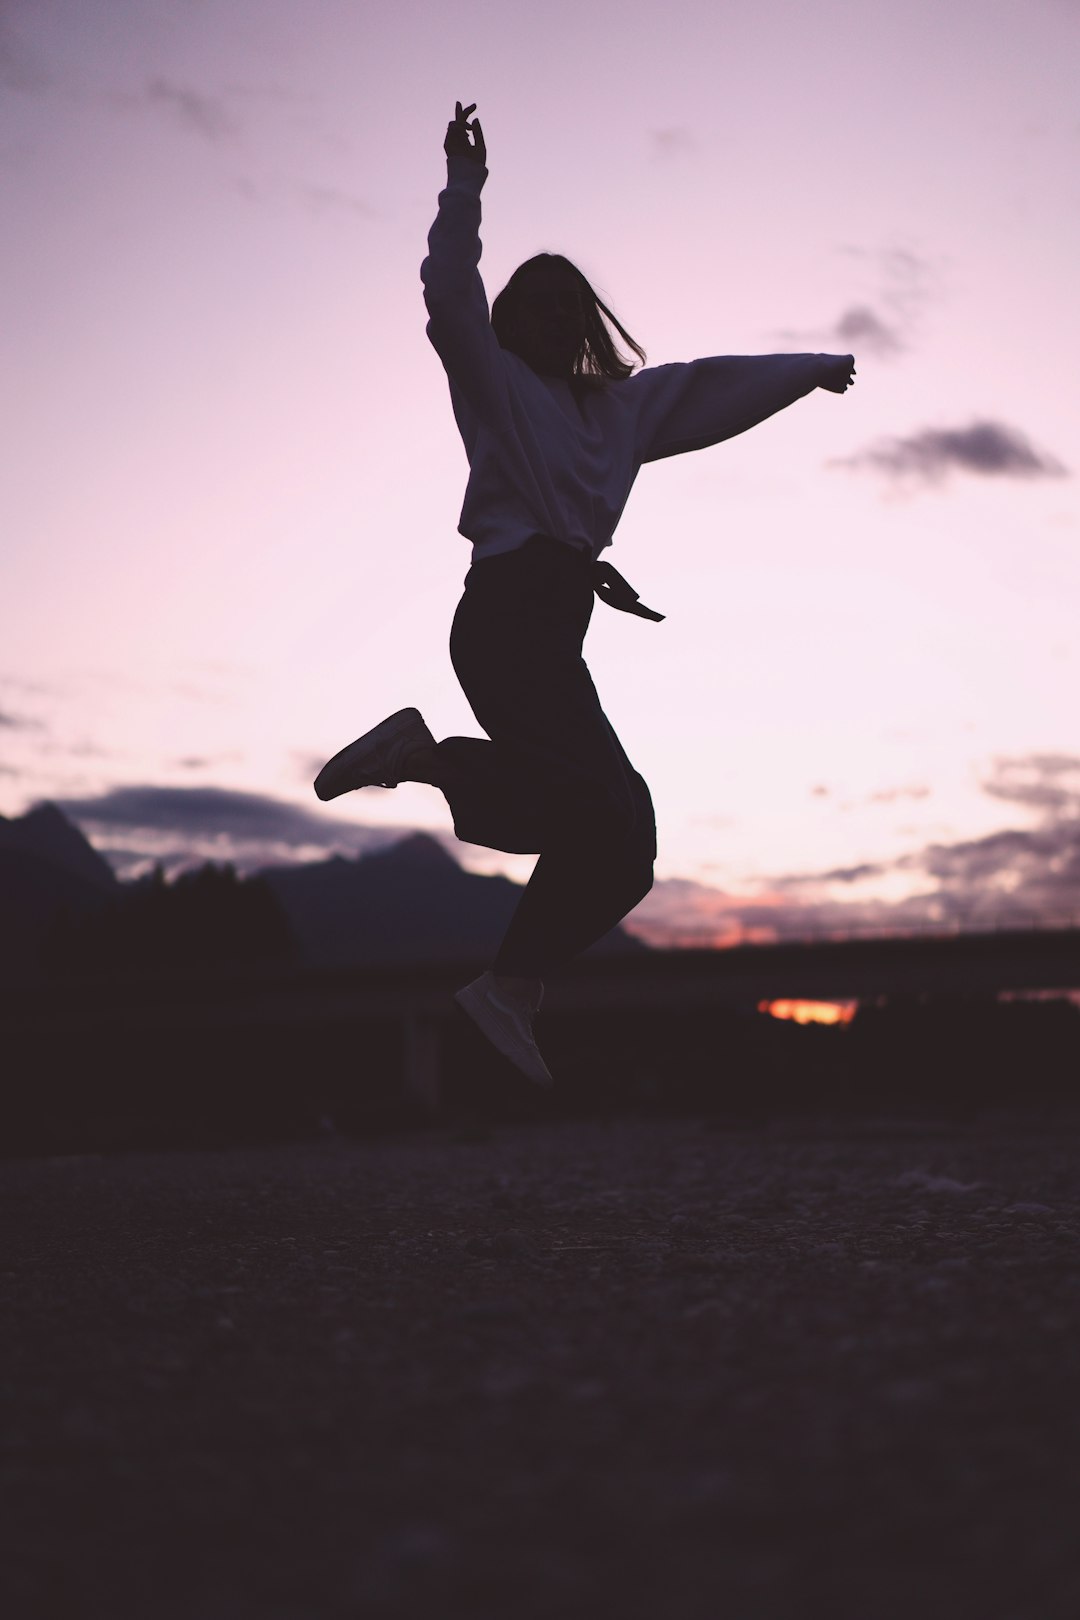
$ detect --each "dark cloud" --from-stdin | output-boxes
[53,783,416,877]
[833,419,1069,486]
[57,783,354,841]
[781,859,889,887]
[911,822,1080,922]
[777,299,902,361]
[145,77,237,142]
[832,305,902,357]
[0,708,45,731]
[981,753,1080,815]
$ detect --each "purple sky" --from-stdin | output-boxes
[2,0,1079,943]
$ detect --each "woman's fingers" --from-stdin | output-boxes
[446,101,483,163]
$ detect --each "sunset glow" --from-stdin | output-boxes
[760,1000,858,1027]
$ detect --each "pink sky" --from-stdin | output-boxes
[2,0,1079,942]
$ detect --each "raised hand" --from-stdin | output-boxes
[820,354,856,394]
[444,100,486,166]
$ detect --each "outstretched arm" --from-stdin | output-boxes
[420,102,505,423]
[628,352,855,464]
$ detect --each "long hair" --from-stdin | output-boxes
[490,253,646,389]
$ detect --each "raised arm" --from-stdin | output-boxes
[420,102,506,422]
[627,352,856,464]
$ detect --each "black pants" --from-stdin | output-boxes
[436,536,656,977]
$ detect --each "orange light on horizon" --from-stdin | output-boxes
[759,999,857,1026]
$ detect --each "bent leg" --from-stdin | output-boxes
[494,766,656,976]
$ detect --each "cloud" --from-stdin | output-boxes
[981,752,1080,815]
[778,298,903,361]
[52,783,418,877]
[174,752,244,771]
[832,305,902,357]
[0,708,45,731]
[628,780,1080,945]
[808,782,930,808]
[833,419,1069,487]
[782,243,937,360]
[910,821,1080,919]
[868,785,931,805]
[145,77,237,142]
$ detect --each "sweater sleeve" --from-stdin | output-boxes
[420,157,506,423]
[626,353,834,464]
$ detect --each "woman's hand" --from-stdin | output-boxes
[444,100,486,165]
[819,354,856,394]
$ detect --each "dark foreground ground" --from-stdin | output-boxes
[4,1111,1080,1620]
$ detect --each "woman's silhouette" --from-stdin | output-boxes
[315,101,855,1085]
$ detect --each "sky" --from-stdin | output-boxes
[2,0,1080,945]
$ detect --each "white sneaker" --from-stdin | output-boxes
[314,708,435,801]
[454,972,553,1088]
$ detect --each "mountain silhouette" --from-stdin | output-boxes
[257,832,645,967]
[0,808,644,975]
[0,803,119,973]
[0,802,117,891]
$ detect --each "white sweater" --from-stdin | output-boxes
[422,157,837,565]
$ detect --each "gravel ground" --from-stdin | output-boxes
[4,1112,1080,1620]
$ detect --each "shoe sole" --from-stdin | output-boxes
[314,708,432,801]
[454,982,553,1088]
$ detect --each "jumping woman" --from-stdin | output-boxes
[314,101,855,1086]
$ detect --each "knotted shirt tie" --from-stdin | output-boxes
[591,560,665,623]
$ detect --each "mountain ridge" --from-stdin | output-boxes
[1,806,644,973]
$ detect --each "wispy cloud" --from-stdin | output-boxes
[832,305,902,357]
[630,776,1080,944]
[806,782,930,808]
[832,419,1069,487]
[780,298,903,360]
[144,77,237,143]
[57,783,364,842]
[0,708,45,732]
[981,752,1080,815]
[867,785,932,805]
[174,752,245,771]
[781,243,937,360]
